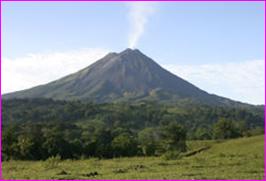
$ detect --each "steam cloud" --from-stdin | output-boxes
[128,3,156,48]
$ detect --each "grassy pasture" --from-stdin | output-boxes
[2,135,264,180]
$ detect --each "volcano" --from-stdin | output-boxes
[3,48,243,105]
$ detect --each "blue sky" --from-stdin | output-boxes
[2,2,265,104]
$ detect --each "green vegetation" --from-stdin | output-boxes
[2,99,263,160]
[2,135,264,180]
[2,98,264,179]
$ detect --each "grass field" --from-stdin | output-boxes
[2,135,264,180]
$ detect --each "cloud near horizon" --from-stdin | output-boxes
[127,2,156,48]
[163,59,264,105]
[2,48,109,94]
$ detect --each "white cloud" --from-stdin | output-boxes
[127,2,156,48]
[163,60,265,105]
[2,48,109,94]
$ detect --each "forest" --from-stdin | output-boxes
[2,98,264,161]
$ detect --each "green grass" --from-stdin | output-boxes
[2,135,264,180]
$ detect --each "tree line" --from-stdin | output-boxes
[2,98,264,160]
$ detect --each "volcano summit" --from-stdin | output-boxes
[4,48,243,105]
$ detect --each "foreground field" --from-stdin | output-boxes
[2,135,264,180]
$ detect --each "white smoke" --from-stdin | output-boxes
[127,2,156,48]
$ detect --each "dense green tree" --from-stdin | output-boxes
[17,135,34,159]
[94,129,113,158]
[213,119,240,139]
[194,127,212,140]
[112,133,138,157]
[42,126,73,159]
[160,123,187,152]
[138,127,159,156]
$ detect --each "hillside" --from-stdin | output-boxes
[3,48,248,106]
[2,135,264,180]
[2,98,264,163]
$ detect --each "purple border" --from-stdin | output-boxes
[0,0,265,2]
[264,1,266,181]
[1,0,2,179]
[0,0,265,181]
